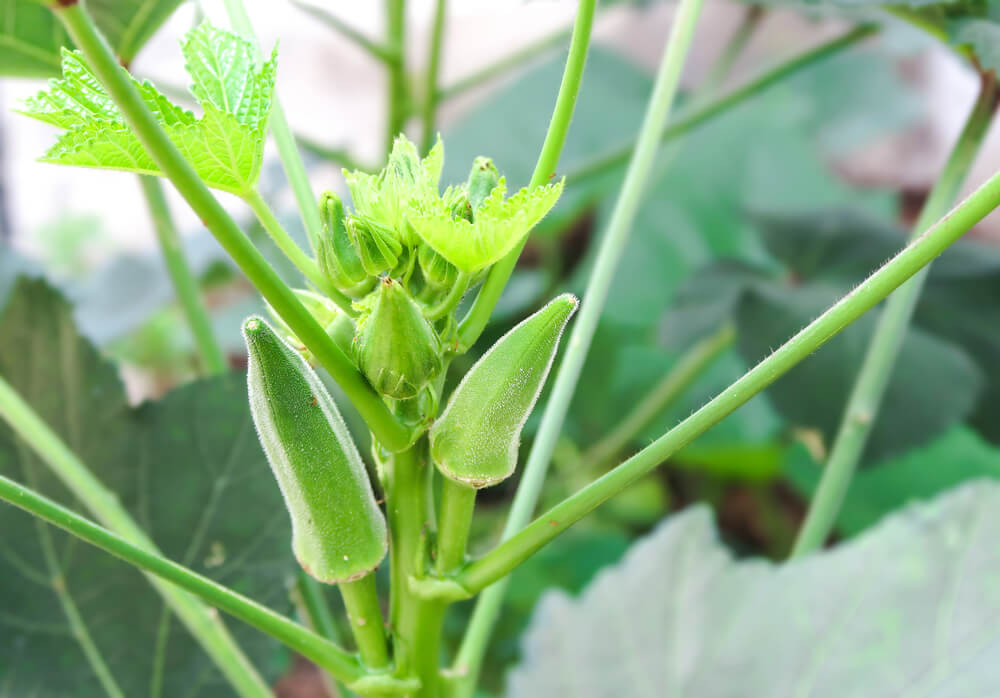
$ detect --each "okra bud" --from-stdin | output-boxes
[354,277,443,399]
[244,317,387,583]
[466,157,500,213]
[317,191,369,292]
[430,294,578,488]
[348,215,403,276]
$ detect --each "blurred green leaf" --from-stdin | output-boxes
[736,281,983,463]
[509,480,1000,697]
[0,279,294,696]
[786,425,1000,536]
[0,0,184,77]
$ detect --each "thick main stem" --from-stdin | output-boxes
[790,72,999,557]
[0,377,274,697]
[456,0,598,349]
[52,2,411,452]
[138,176,227,375]
[451,1,705,691]
[457,156,1000,592]
[384,441,444,696]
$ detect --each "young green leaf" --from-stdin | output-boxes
[344,134,444,247]
[430,294,578,488]
[409,176,564,273]
[19,24,276,195]
[244,317,387,584]
[353,277,443,399]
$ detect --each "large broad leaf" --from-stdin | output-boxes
[509,480,1000,697]
[20,25,275,195]
[0,279,294,696]
[0,0,184,78]
[735,281,984,464]
[787,425,1000,537]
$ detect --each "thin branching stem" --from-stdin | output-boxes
[790,71,1000,557]
[138,176,227,375]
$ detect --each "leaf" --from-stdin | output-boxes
[0,279,294,696]
[750,208,1000,446]
[509,480,1000,697]
[409,177,564,273]
[21,25,276,195]
[735,280,984,464]
[786,425,1000,537]
[0,0,184,77]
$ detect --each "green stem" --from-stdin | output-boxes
[0,471,365,685]
[456,155,1000,592]
[563,24,877,184]
[52,2,411,452]
[580,324,735,472]
[242,187,353,313]
[425,271,470,321]
[339,575,390,670]
[703,5,765,91]
[451,1,705,691]
[421,0,446,154]
[384,442,443,696]
[291,0,401,65]
[138,176,227,375]
[436,478,476,575]
[386,0,408,153]
[437,25,573,102]
[294,134,374,172]
[0,375,273,698]
[222,0,326,252]
[456,0,597,350]
[25,458,126,698]
[790,72,999,557]
[294,574,355,698]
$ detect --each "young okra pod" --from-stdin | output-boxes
[430,294,578,488]
[354,276,443,399]
[244,317,387,583]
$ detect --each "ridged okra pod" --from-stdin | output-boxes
[430,294,578,488]
[244,317,387,583]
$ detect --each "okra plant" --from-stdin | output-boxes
[5,0,1000,696]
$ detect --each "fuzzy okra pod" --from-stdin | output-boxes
[430,294,578,488]
[354,276,443,400]
[244,317,387,583]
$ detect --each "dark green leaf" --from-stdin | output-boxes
[735,281,983,463]
[0,0,184,77]
[0,279,293,696]
[786,425,1000,536]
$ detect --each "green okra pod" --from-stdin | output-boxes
[354,276,443,400]
[244,317,387,583]
[430,294,578,488]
